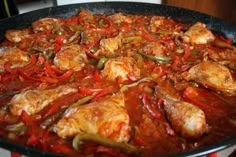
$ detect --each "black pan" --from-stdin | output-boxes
[0,2,235,157]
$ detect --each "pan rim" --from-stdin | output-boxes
[0,2,235,157]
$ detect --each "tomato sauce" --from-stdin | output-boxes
[0,9,235,157]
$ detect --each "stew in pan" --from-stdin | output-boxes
[0,9,235,157]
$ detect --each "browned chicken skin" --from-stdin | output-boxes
[53,93,131,143]
[53,45,88,71]
[0,47,30,72]
[9,84,78,116]
[32,17,64,33]
[99,34,123,57]
[185,61,236,96]
[182,22,215,44]
[101,56,141,82]
[155,86,208,138]
[149,16,166,33]
[5,30,29,43]
[142,41,166,57]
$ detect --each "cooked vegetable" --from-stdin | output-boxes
[214,39,236,50]
[138,51,172,63]
[120,77,155,92]
[96,56,108,70]
[72,133,138,154]
[0,9,235,157]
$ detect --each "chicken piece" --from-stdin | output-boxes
[142,41,166,57]
[0,47,30,72]
[182,22,215,44]
[5,30,29,43]
[9,84,78,116]
[101,57,141,82]
[149,16,166,33]
[185,61,236,96]
[155,86,208,138]
[99,34,122,57]
[164,101,208,138]
[108,13,133,24]
[53,45,88,71]
[80,30,102,45]
[32,17,64,33]
[53,93,131,143]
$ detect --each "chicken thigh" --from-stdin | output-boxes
[53,93,131,143]
[185,61,236,96]
[182,22,215,44]
[0,47,30,72]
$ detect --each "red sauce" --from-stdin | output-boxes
[0,9,235,157]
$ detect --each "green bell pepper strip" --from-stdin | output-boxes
[120,77,155,92]
[96,56,108,70]
[138,51,172,64]
[72,133,139,154]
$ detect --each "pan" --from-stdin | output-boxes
[0,2,235,157]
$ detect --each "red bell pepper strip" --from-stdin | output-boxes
[92,89,111,102]
[85,49,99,60]
[4,61,17,74]
[182,43,190,61]
[21,55,37,71]
[19,111,39,146]
[55,35,67,45]
[54,44,61,53]
[51,66,64,75]
[56,70,73,80]
[11,152,22,157]
[98,16,114,32]
[43,102,60,118]
[180,64,192,72]
[44,61,56,77]
[49,144,78,156]
[44,61,73,81]
[183,86,224,114]
[26,67,45,76]
[140,92,161,119]
[17,70,41,82]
